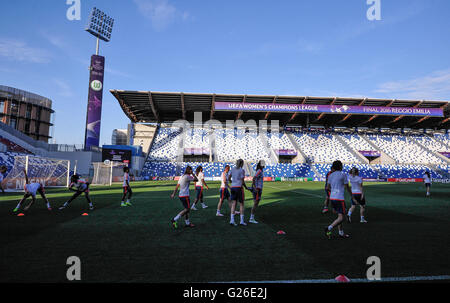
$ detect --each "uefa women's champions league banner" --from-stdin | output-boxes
[214,102,444,117]
[84,55,105,150]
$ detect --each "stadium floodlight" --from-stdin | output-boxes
[83,7,115,151]
[85,7,114,55]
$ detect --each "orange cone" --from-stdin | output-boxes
[335,275,350,282]
[277,230,286,235]
[17,213,25,217]
[82,213,89,216]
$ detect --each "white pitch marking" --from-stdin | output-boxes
[211,275,450,283]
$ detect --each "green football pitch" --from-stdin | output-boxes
[0,181,449,283]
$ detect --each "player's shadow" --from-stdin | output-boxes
[0,192,137,248]
[245,187,449,279]
[82,182,176,193]
[254,187,442,225]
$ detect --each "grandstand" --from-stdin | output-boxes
[111,91,450,181]
[4,90,448,185]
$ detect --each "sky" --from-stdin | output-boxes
[0,0,449,145]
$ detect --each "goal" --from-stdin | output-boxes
[3,155,70,191]
[91,161,128,186]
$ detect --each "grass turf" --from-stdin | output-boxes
[0,181,449,283]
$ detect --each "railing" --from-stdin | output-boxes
[0,122,104,153]
[47,144,102,152]
[0,85,52,109]
[0,121,49,150]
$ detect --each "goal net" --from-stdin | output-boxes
[92,162,128,186]
[3,155,70,191]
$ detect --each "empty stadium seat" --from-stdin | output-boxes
[141,127,447,180]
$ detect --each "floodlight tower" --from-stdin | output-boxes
[83,7,114,151]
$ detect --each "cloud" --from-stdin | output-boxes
[0,39,51,63]
[105,67,133,79]
[40,31,67,50]
[293,1,427,56]
[375,69,450,101]
[134,0,189,31]
[53,79,74,98]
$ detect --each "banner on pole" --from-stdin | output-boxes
[84,55,105,150]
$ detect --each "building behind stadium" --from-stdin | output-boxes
[0,85,53,143]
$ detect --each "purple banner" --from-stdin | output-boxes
[214,102,444,117]
[359,150,381,157]
[440,152,450,158]
[84,55,105,150]
[276,149,298,156]
[184,148,210,155]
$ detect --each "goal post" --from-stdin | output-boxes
[91,161,127,186]
[3,155,70,191]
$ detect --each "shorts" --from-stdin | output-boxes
[195,186,204,200]
[179,196,191,209]
[252,188,262,202]
[219,188,230,200]
[351,194,366,206]
[24,184,44,197]
[123,186,132,194]
[331,199,346,215]
[425,183,431,188]
[78,183,90,193]
[230,187,245,203]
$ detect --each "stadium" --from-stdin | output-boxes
[1,1,450,289]
[111,90,450,181]
[1,88,449,284]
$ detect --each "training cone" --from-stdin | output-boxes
[335,275,350,282]
[82,213,89,216]
[277,230,286,235]
[17,213,25,217]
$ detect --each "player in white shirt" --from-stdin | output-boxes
[0,165,6,194]
[13,169,52,213]
[59,174,94,211]
[191,166,209,210]
[216,165,231,217]
[170,166,198,228]
[121,167,133,207]
[229,159,249,226]
[248,160,265,224]
[347,167,368,223]
[324,161,355,239]
[424,171,432,197]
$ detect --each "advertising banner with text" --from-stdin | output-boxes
[214,102,444,117]
[85,55,105,150]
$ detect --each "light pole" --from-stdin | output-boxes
[83,7,114,151]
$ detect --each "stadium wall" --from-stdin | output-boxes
[46,151,101,175]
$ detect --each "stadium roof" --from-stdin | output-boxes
[110,90,450,129]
